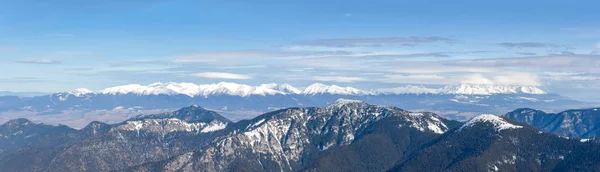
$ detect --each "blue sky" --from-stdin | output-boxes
[1,0,600,101]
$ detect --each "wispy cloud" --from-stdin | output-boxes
[517,52,537,56]
[312,76,366,83]
[361,52,451,59]
[190,72,252,80]
[543,72,600,81]
[15,59,65,64]
[445,54,600,72]
[46,33,75,37]
[109,60,170,67]
[172,50,354,64]
[497,42,571,50]
[64,67,94,71]
[0,77,49,83]
[294,36,457,47]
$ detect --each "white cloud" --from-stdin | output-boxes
[596,42,600,49]
[544,72,600,81]
[15,59,65,64]
[294,36,456,47]
[460,73,541,86]
[46,33,74,37]
[460,74,494,85]
[492,72,541,86]
[375,74,446,84]
[569,76,599,80]
[172,50,342,63]
[312,76,366,83]
[190,72,252,80]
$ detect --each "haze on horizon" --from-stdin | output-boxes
[1,0,600,101]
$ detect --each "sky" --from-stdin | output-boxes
[0,0,600,101]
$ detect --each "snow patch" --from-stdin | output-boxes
[200,122,227,133]
[460,114,523,131]
[328,98,364,108]
[68,88,93,96]
[440,84,546,95]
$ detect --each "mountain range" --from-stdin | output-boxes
[55,82,550,96]
[0,100,598,171]
[0,82,592,128]
[505,107,600,139]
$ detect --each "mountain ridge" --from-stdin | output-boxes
[0,101,599,171]
[57,82,548,97]
[504,107,600,139]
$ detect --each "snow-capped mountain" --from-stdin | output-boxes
[459,114,523,132]
[393,113,599,172]
[62,82,549,97]
[97,82,288,97]
[127,99,460,171]
[439,84,546,95]
[376,85,440,94]
[277,83,302,94]
[67,88,93,96]
[301,83,372,95]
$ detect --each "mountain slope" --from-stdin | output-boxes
[128,104,231,123]
[505,108,600,138]
[45,105,230,171]
[391,114,600,171]
[130,99,460,171]
[0,118,93,153]
[0,105,230,171]
[0,119,112,171]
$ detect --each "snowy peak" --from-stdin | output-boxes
[130,105,230,123]
[68,88,93,96]
[2,118,33,127]
[302,83,370,95]
[277,83,301,94]
[327,98,366,108]
[459,114,523,131]
[440,84,546,95]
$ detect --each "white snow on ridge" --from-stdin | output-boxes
[376,85,440,94]
[200,122,227,133]
[302,83,371,95]
[440,84,546,95]
[278,84,302,94]
[97,82,288,97]
[328,98,365,108]
[460,114,523,131]
[65,82,547,97]
[68,88,93,96]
